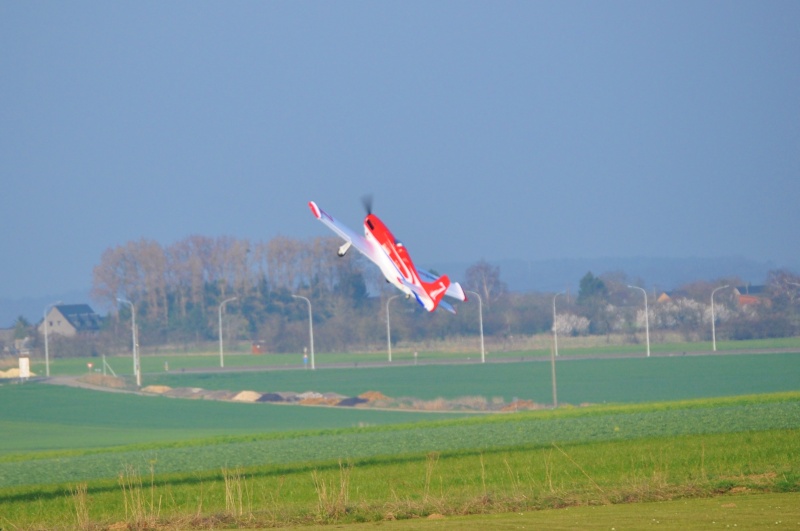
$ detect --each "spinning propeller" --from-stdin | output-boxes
[361,194,373,216]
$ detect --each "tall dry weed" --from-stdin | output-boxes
[222,466,252,518]
[118,463,161,528]
[504,458,526,501]
[312,460,352,521]
[71,482,90,530]
[423,452,439,504]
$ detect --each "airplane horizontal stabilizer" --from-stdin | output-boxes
[448,281,467,302]
[420,275,450,312]
[438,299,457,314]
[418,268,467,301]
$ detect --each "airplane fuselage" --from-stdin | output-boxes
[362,213,421,299]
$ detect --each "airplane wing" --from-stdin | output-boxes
[308,201,383,267]
[418,267,467,301]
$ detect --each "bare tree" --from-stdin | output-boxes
[465,259,507,306]
[166,239,199,318]
[92,245,125,306]
[137,239,169,322]
[212,236,252,298]
[767,269,800,305]
[250,240,271,296]
[267,236,304,290]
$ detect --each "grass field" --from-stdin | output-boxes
[16,335,800,377]
[2,386,799,489]
[1,397,798,528]
[0,384,473,455]
[139,352,800,404]
[1,350,799,529]
[278,493,800,530]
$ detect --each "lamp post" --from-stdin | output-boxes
[466,290,485,363]
[627,285,650,357]
[116,298,140,387]
[552,292,564,358]
[292,295,314,370]
[386,295,400,362]
[218,297,237,368]
[43,301,61,377]
[550,292,564,408]
[711,285,730,352]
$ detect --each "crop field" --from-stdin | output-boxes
[1,389,798,487]
[0,385,473,456]
[0,390,798,528]
[1,351,799,529]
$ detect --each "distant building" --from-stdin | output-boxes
[37,304,102,337]
[734,285,769,307]
[656,290,689,303]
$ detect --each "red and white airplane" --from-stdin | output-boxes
[308,200,467,313]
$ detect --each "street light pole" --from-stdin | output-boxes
[627,285,650,357]
[218,297,237,368]
[292,295,315,370]
[43,301,61,377]
[552,292,564,358]
[116,298,140,387]
[386,295,399,362]
[466,290,485,363]
[711,285,730,352]
[551,292,564,408]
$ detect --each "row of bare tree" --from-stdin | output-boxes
[92,235,373,319]
[87,235,513,351]
[80,235,800,354]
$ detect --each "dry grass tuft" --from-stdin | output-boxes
[312,460,352,522]
[70,482,90,531]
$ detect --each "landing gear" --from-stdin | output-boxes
[337,241,352,257]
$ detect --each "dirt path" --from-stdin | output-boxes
[42,375,147,395]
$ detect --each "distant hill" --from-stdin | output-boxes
[433,256,789,294]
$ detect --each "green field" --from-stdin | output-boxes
[0,384,472,455]
[1,393,798,528]
[19,335,800,377]
[1,351,799,529]
[2,386,799,489]
[140,352,800,404]
[277,493,800,530]
[19,351,800,405]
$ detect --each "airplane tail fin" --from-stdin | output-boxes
[419,275,450,312]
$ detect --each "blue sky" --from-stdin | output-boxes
[2,1,799,301]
